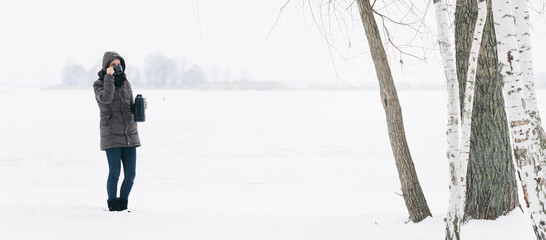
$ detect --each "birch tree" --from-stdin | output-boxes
[513,0,540,119]
[436,0,488,238]
[513,0,546,163]
[355,0,432,222]
[433,0,461,216]
[492,0,546,239]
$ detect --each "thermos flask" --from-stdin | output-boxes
[134,94,146,122]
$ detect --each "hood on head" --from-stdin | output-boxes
[102,51,126,73]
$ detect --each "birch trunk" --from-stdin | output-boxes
[445,0,487,239]
[513,0,546,163]
[356,0,432,222]
[432,0,461,222]
[513,0,540,120]
[492,0,546,239]
[433,0,460,164]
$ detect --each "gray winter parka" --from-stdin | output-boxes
[93,51,141,150]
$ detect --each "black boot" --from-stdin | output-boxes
[107,198,120,211]
[119,199,128,211]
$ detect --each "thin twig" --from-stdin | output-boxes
[192,0,203,42]
[373,9,420,32]
[266,0,291,42]
[376,13,425,62]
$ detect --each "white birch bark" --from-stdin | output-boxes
[513,0,546,168]
[432,1,462,236]
[493,0,546,239]
[442,0,487,239]
[513,0,540,118]
[433,0,460,167]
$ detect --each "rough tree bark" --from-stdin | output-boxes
[355,0,432,223]
[455,0,518,220]
[492,0,546,239]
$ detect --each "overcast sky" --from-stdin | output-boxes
[0,0,545,88]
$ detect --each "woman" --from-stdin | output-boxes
[93,51,142,212]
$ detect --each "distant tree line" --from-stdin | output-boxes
[61,53,231,88]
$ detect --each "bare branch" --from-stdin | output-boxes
[192,0,203,42]
[372,0,378,9]
[307,0,363,90]
[294,0,433,87]
[379,13,426,61]
[345,0,356,11]
[265,0,291,42]
[372,9,420,32]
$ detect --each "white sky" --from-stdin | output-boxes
[0,0,545,88]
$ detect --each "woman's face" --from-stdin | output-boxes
[109,59,121,68]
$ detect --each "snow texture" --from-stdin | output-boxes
[0,89,537,239]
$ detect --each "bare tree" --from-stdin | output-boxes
[433,0,461,223]
[513,0,546,163]
[433,0,462,236]
[438,0,487,238]
[493,0,546,239]
[355,0,432,222]
[455,0,519,220]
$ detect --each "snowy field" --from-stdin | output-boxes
[0,88,538,239]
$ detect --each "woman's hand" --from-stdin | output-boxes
[106,67,114,75]
[145,98,148,109]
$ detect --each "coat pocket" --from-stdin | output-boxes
[100,112,112,129]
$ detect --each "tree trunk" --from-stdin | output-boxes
[513,0,539,117]
[456,0,519,220]
[355,0,432,223]
[445,1,487,239]
[513,0,546,162]
[433,0,461,200]
[492,0,546,239]
[455,0,477,104]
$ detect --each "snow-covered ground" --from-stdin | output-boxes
[0,88,537,239]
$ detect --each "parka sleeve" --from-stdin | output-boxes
[93,74,115,104]
[127,81,136,114]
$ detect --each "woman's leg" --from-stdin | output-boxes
[120,147,137,200]
[105,147,122,200]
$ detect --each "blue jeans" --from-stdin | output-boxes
[105,147,137,200]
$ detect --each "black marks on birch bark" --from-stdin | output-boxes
[507,51,514,71]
